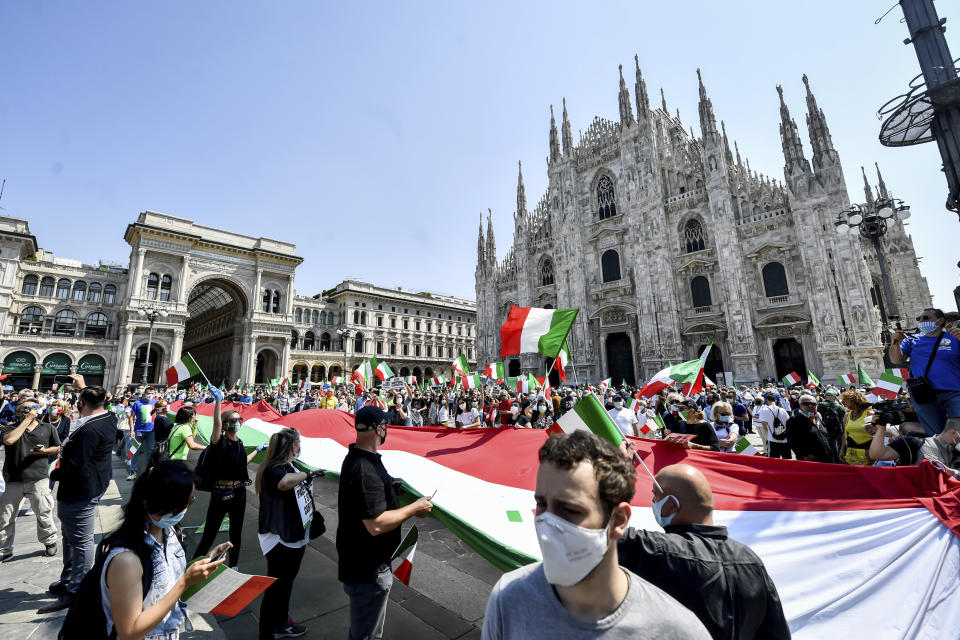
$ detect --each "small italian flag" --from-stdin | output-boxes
[874,369,906,399]
[391,526,419,586]
[782,371,801,386]
[628,398,642,413]
[857,364,874,387]
[554,342,570,382]
[460,375,482,389]
[127,438,140,460]
[499,306,579,359]
[330,376,342,384]
[513,376,530,394]
[233,378,241,389]
[430,375,445,386]
[279,377,288,391]
[807,370,821,389]
[452,355,470,377]
[546,394,623,447]
[352,361,373,386]
[165,353,202,387]
[734,436,760,455]
[299,379,312,391]
[373,359,394,381]
[838,373,856,385]
[636,351,708,399]
[403,376,417,385]
[598,378,612,390]
[483,362,505,380]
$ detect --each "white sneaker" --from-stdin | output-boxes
[126,471,137,481]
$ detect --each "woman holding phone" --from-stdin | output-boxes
[100,460,229,640]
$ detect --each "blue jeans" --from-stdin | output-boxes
[130,429,155,474]
[343,565,393,640]
[912,390,960,435]
[58,494,101,594]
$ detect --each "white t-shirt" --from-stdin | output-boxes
[758,404,789,443]
[607,407,639,437]
[457,409,481,428]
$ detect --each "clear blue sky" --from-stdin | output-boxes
[2,1,957,310]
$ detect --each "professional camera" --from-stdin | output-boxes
[871,398,912,426]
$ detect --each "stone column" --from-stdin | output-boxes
[286,275,294,316]
[178,256,190,302]
[253,268,263,317]
[31,364,41,390]
[171,328,184,367]
[281,339,291,382]
[116,326,135,386]
[132,249,146,299]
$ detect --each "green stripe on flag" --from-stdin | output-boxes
[536,309,579,359]
[572,394,624,447]
[506,510,523,523]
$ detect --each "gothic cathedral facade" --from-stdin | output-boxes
[475,59,931,386]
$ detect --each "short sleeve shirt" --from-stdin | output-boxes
[131,399,157,433]
[900,332,960,391]
[2,421,60,482]
[608,407,639,436]
[336,444,400,583]
[168,423,194,461]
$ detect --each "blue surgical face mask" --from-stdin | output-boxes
[293,449,301,460]
[918,321,938,335]
[652,494,679,528]
[614,401,624,409]
[150,508,188,529]
[717,415,732,423]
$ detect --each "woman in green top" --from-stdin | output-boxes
[168,407,207,461]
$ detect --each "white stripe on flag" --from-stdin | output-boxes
[518,309,555,354]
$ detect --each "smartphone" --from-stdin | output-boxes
[209,547,229,563]
[53,375,72,385]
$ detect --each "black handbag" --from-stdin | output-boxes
[905,332,945,404]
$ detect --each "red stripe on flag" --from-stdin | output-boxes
[208,575,276,617]
[393,558,413,586]
[499,306,533,358]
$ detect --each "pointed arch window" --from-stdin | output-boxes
[597,175,617,220]
[762,262,789,297]
[683,219,706,253]
[601,250,621,283]
[540,258,555,286]
[690,276,712,308]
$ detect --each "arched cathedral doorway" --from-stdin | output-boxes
[183,279,247,386]
[773,338,806,383]
[605,333,635,386]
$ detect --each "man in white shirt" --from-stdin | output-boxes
[757,393,792,459]
[607,395,640,437]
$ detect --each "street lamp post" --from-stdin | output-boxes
[835,197,912,354]
[337,327,357,383]
[138,305,168,384]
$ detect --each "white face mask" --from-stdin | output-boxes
[534,510,612,587]
[459,403,466,411]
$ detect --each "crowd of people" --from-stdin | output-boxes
[0,306,957,638]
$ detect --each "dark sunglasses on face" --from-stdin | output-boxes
[800,402,816,407]
[916,315,936,321]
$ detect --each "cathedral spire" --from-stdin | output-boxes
[618,64,635,127]
[861,166,875,207]
[721,120,734,164]
[486,208,496,260]
[477,213,485,262]
[875,163,890,201]
[549,105,560,162]
[734,140,743,167]
[634,55,649,119]
[561,98,573,156]
[660,87,668,113]
[517,160,527,216]
[802,74,838,173]
[777,84,810,177]
[697,69,718,141]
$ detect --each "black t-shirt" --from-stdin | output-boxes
[888,435,927,466]
[688,421,720,450]
[153,415,174,442]
[506,414,531,427]
[336,444,400,583]
[2,421,60,482]
[208,435,250,482]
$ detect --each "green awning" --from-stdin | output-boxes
[77,354,107,375]
[41,353,72,375]
[2,351,36,374]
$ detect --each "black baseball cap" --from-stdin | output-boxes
[355,406,389,431]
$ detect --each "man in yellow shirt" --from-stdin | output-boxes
[320,389,338,410]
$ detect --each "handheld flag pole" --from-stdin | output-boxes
[186,352,212,388]
[633,450,664,495]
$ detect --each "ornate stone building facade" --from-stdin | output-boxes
[475,61,931,386]
[0,211,475,391]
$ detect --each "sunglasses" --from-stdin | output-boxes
[800,402,816,407]
[916,315,937,321]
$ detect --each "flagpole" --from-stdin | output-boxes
[186,351,212,388]
[633,451,665,494]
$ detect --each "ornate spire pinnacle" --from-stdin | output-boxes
[875,162,890,200]
[477,213,485,261]
[802,74,838,173]
[517,160,527,217]
[618,64,635,127]
[861,166,875,207]
[721,120,734,164]
[634,55,649,119]
[486,208,496,259]
[697,68,718,141]
[561,98,573,156]
[777,84,810,177]
[661,87,668,113]
[734,140,743,167]
[549,105,560,162]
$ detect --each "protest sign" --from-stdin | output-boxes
[294,478,314,529]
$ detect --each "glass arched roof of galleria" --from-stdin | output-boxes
[187,283,236,321]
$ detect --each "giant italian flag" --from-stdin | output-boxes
[500,306,578,358]
[173,400,960,639]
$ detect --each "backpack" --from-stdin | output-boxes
[59,539,152,640]
[148,431,188,470]
[771,408,788,439]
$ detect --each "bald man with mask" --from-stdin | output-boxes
[617,463,790,639]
